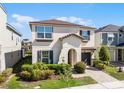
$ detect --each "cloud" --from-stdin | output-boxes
[11,14,38,29]
[54,16,93,26]
[12,14,38,23]
[10,14,38,39]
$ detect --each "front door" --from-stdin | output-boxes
[118,49,122,61]
[68,49,77,66]
[81,52,91,65]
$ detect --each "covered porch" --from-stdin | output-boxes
[81,47,96,66]
[116,43,124,62]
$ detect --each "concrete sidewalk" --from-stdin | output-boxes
[66,81,124,89]
[71,67,124,89]
[73,67,118,83]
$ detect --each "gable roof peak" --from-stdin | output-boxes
[96,24,120,32]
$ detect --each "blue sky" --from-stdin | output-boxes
[3,3,124,39]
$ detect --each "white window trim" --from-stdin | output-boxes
[41,50,50,64]
[36,26,53,39]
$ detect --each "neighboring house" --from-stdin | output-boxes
[22,39,32,52]
[29,19,96,66]
[95,24,124,62]
[0,4,22,72]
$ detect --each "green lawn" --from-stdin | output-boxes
[5,76,97,89]
[105,66,124,80]
[40,76,97,89]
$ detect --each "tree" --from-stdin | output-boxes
[99,45,110,62]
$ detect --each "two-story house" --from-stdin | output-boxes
[22,39,32,52]
[29,19,96,66]
[0,4,22,72]
[95,24,124,62]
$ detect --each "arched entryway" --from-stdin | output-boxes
[68,49,77,66]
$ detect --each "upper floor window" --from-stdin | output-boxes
[101,33,118,45]
[80,30,90,40]
[36,26,53,39]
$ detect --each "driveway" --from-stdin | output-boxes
[73,66,118,83]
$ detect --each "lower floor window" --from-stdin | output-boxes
[42,51,49,63]
[37,50,53,64]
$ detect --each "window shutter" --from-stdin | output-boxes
[80,30,82,36]
[88,30,90,40]
[52,27,53,32]
[49,50,53,64]
[37,50,41,62]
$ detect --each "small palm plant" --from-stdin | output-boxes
[60,57,72,88]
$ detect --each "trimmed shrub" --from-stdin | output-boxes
[20,71,31,81]
[31,69,41,81]
[99,45,110,62]
[2,68,13,77]
[95,63,106,70]
[25,51,32,55]
[0,75,6,83]
[21,64,33,72]
[103,61,109,66]
[93,60,102,67]
[74,62,86,73]
[41,70,54,80]
[32,63,39,69]
[61,63,71,74]
[47,64,71,75]
[33,62,48,70]
[93,60,109,67]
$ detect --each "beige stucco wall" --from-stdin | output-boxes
[58,35,82,65]
[0,6,22,72]
[32,25,95,47]
[32,24,95,64]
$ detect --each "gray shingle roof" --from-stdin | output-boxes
[119,26,124,32]
[96,24,120,32]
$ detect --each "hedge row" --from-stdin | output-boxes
[20,62,71,81]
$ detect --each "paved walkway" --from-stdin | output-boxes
[73,66,118,83]
[70,66,124,89]
[66,81,124,89]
